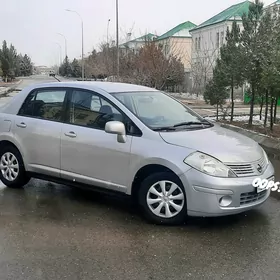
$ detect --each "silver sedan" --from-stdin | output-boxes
[0,82,274,224]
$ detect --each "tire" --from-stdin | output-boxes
[138,172,187,225]
[0,145,30,188]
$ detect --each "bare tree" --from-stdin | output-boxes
[118,40,184,89]
[190,29,221,96]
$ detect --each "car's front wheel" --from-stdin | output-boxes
[138,172,187,225]
[0,145,30,188]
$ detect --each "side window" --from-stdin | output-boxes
[18,89,66,122]
[69,90,124,130]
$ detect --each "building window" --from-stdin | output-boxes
[216,32,220,48]
[198,37,201,50]
[164,44,169,56]
[221,31,224,45]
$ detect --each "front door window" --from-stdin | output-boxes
[68,90,124,130]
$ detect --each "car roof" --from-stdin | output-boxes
[32,81,158,93]
[0,81,159,115]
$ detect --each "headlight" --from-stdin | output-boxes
[260,146,269,166]
[184,152,237,178]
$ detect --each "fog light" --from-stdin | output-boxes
[219,196,232,207]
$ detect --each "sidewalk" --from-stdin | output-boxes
[0,79,22,95]
[170,94,249,108]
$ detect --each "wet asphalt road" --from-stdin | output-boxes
[0,161,279,280]
[0,76,280,279]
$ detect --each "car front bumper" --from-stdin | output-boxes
[179,161,275,217]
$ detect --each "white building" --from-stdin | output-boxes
[189,0,280,92]
[189,0,251,88]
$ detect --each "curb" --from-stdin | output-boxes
[188,105,259,110]
[219,123,280,160]
[0,79,22,96]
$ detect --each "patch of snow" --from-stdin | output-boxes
[205,115,265,125]
[226,98,243,102]
[169,92,243,102]
[169,92,205,101]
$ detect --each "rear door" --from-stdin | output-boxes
[13,87,68,177]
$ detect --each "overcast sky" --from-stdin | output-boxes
[0,0,274,66]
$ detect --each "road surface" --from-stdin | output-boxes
[0,75,279,279]
[0,75,66,107]
[17,74,60,88]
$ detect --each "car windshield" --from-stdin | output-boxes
[112,91,209,130]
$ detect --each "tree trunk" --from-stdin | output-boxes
[259,95,264,120]
[274,96,278,124]
[230,84,234,122]
[270,97,274,131]
[264,90,269,127]
[248,85,255,127]
[216,104,219,122]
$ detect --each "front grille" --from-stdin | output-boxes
[226,156,267,177]
[227,163,254,176]
[240,190,268,205]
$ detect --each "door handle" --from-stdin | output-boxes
[16,122,27,128]
[64,131,77,138]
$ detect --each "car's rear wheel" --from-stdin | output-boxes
[0,145,30,188]
[138,172,187,225]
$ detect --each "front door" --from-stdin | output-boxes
[14,88,68,177]
[60,89,132,193]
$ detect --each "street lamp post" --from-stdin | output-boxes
[66,9,84,80]
[57,33,67,58]
[107,19,111,47]
[54,42,62,74]
[116,0,119,78]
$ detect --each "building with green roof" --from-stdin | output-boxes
[119,33,157,55]
[156,21,197,73]
[157,21,196,41]
[190,0,251,33]
[189,1,251,93]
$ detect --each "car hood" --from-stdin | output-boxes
[159,124,263,163]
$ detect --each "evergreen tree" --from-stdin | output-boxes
[260,6,280,131]
[0,40,11,81]
[71,58,82,78]
[0,41,33,80]
[204,59,229,121]
[219,21,244,122]
[241,0,264,126]
[59,56,72,76]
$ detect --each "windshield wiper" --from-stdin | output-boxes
[153,127,177,132]
[173,121,211,128]
[153,121,212,131]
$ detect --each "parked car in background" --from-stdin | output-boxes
[49,70,55,77]
[0,82,274,224]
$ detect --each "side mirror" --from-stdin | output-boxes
[105,121,127,143]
